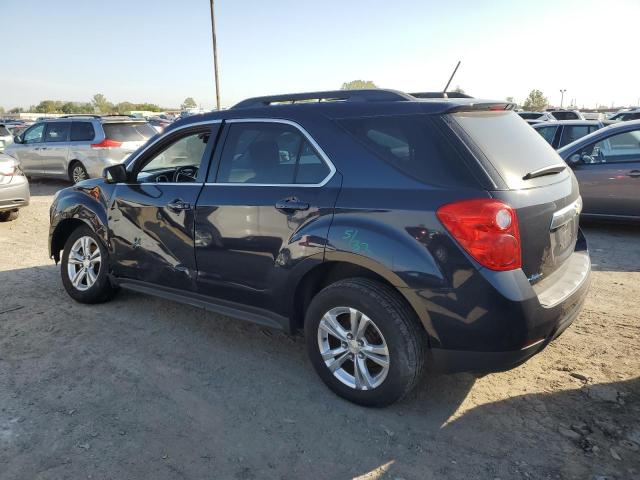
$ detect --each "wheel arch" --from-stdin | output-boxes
[50,202,109,263]
[289,258,430,339]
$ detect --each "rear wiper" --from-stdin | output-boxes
[522,164,567,180]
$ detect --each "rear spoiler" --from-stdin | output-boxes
[446,102,517,113]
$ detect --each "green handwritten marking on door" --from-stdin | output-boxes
[342,229,371,254]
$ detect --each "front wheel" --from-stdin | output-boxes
[305,278,426,407]
[61,226,116,303]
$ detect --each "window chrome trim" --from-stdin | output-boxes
[125,120,222,173]
[208,117,337,188]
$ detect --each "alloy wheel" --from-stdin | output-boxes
[66,236,101,291]
[72,165,87,183]
[317,306,390,390]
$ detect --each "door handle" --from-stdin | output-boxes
[627,170,640,178]
[167,199,192,212]
[275,197,310,213]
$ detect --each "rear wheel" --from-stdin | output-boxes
[305,278,426,407]
[0,209,19,222]
[69,161,88,184]
[61,225,116,303]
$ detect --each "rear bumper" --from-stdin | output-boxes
[429,280,587,373]
[0,177,30,211]
[411,230,591,373]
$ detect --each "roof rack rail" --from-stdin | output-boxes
[410,92,474,99]
[232,89,413,109]
[58,114,101,119]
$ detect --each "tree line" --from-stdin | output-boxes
[2,95,200,115]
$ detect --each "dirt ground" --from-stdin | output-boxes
[0,179,638,480]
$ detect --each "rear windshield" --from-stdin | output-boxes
[337,114,478,187]
[451,111,566,190]
[102,122,156,142]
[0,125,10,136]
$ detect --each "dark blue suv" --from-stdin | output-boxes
[49,90,591,406]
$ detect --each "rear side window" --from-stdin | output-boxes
[338,115,477,187]
[215,122,330,184]
[44,122,70,142]
[70,122,95,141]
[559,125,591,147]
[451,111,565,190]
[102,122,156,142]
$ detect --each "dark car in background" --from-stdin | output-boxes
[547,109,585,121]
[533,120,603,149]
[559,120,640,222]
[608,109,640,122]
[48,90,590,406]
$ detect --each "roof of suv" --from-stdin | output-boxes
[41,115,147,123]
[167,89,515,131]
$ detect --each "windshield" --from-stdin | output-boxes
[451,111,567,190]
[0,125,10,136]
[102,122,156,142]
[518,112,542,119]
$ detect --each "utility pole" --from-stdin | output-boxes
[209,0,221,110]
[559,89,566,109]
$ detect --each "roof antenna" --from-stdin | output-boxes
[442,60,461,98]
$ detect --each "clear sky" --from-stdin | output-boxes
[1,0,638,110]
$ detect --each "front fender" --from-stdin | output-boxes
[49,184,112,261]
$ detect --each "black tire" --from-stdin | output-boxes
[61,225,116,304]
[68,161,89,184]
[305,278,426,407]
[0,209,19,222]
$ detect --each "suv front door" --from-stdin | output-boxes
[194,119,340,314]
[109,122,220,291]
[13,123,46,175]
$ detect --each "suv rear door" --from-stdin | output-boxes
[194,119,340,314]
[42,121,71,176]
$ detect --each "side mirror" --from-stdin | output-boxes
[13,135,22,144]
[103,164,128,183]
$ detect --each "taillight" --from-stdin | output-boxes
[0,161,17,177]
[436,198,521,271]
[91,139,122,149]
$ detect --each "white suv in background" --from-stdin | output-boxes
[4,115,157,183]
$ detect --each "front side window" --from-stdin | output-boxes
[137,130,210,182]
[44,122,71,143]
[215,122,329,184]
[23,123,45,144]
[580,129,640,164]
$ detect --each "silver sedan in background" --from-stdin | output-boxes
[0,153,30,221]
